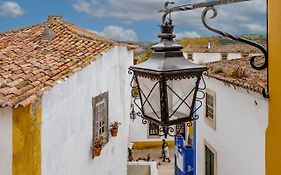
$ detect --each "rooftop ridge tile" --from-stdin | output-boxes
[0,16,116,108]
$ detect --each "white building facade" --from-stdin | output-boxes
[129,114,187,148]
[0,16,134,175]
[129,101,190,148]
[196,76,268,175]
[183,44,261,64]
[41,46,133,175]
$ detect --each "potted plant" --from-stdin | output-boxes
[109,121,121,137]
[91,136,104,158]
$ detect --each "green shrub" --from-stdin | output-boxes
[213,66,224,74]
[229,68,246,78]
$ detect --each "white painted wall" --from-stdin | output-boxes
[227,53,241,60]
[127,161,158,175]
[0,108,12,175]
[192,53,221,64]
[196,76,268,175]
[41,46,133,175]
[183,52,188,59]
[184,52,243,63]
[129,101,190,143]
[129,113,175,142]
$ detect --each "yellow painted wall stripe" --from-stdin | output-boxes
[132,141,174,150]
[267,1,281,174]
[189,122,194,137]
[12,100,41,175]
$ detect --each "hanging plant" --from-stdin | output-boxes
[109,121,121,137]
[91,136,104,158]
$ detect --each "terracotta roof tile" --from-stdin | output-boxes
[0,16,117,108]
[206,57,267,94]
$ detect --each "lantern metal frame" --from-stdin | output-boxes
[129,70,207,137]
[129,0,268,137]
[129,15,207,137]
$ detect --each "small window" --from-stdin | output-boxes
[148,122,160,136]
[205,89,216,130]
[205,141,217,175]
[243,53,249,58]
[188,53,193,60]
[221,53,227,60]
[206,93,214,119]
[147,122,160,139]
[92,92,109,145]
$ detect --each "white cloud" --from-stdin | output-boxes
[176,31,201,39]
[242,23,266,33]
[73,0,267,35]
[210,0,267,34]
[89,25,137,41]
[0,1,24,17]
[73,0,165,22]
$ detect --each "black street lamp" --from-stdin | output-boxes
[129,0,268,137]
[129,17,207,137]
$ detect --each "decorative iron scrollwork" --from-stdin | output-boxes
[160,1,269,98]
[159,126,175,138]
[201,6,268,70]
[201,6,268,98]
[161,1,268,71]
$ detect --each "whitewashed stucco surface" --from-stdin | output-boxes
[129,100,189,142]
[192,53,221,64]
[0,108,12,175]
[41,46,133,175]
[184,52,242,64]
[129,113,175,142]
[196,76,268,175]
[227,53,241,60]
[127,161,158,175]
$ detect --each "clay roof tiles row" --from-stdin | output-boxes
[0,16,118,108]
[206,56,267,95]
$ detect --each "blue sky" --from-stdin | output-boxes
[0,0,266,42]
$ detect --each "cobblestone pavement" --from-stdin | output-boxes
[132,148,175,175]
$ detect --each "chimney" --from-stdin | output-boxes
[41,26,55,42]
[207,41,212,49]
[48,15,63,22]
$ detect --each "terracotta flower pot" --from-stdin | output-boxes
[110,128,118,137]
[92,147,102,156]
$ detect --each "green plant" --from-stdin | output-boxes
[110,121,121,129]
[93,136,104,148]
[229,68,246,78]
[91,136,104,157]
[213,66,224,74]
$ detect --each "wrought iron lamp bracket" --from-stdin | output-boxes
[161,0,269,98]
[201,6,268,70]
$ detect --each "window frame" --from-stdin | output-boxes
[204,140,217,175]
[205,89,216,130]
[147,122,160,139]
[187,53,193,60]
[243,52,249,58]
[221,53,227,60]
[92,91,109,146]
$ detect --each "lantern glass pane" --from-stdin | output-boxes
[137,77,160,122]
[166,77,197,121]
